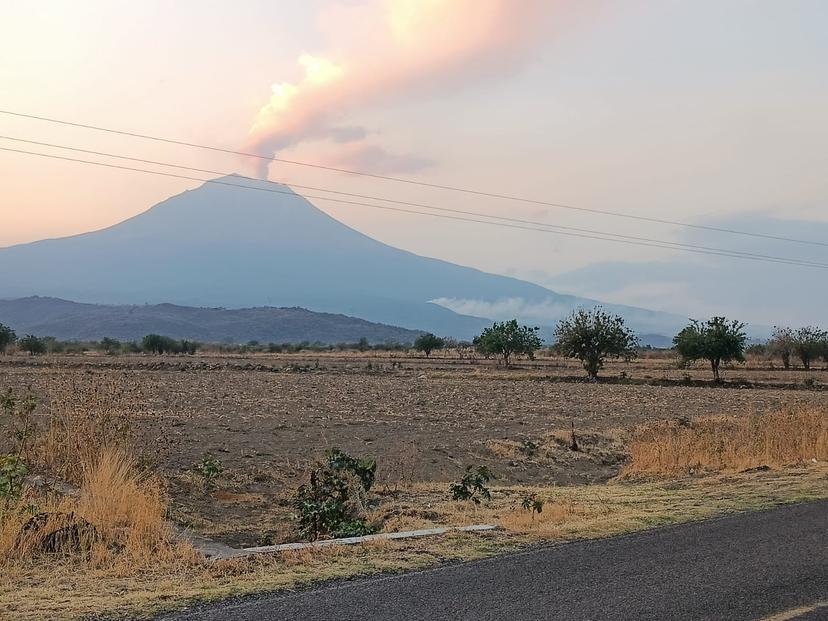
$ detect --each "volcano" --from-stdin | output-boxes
[0,176,683,339]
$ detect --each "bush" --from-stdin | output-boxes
[673,317,747,382]
[141,334,199,355]
[793,326,827,370]
[0,389,37,503]
[0,324,16,354]
[553,307,639,378]
[19,335,47,356]
[450,465,494,504]
[413,333,445,358]
[473,320,542,366]
[294,448,377,541]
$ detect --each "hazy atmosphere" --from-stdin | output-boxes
[2,4,828,619]
[2,0,826,326]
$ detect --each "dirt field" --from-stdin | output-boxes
[1,351,825,547]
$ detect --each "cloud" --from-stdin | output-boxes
[324,143,434,174]
[431,296,575,323]
[245,0,568,177]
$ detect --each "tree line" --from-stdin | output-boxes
[412,309,828,381]
[3,310,827,382]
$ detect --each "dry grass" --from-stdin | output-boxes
[1,448,191,570]
[623,407,828,476]
[2,463,828,620]
[41,374,140,483]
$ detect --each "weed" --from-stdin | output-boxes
[521,493,544,518]
[294,448,377,541]
[450,465,494,504]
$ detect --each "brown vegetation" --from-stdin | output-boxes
[623,407,828,476]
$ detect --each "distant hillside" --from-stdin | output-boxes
[0,176,685,339]
[0,297,424,344]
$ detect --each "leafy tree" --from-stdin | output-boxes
[793,326,827,370]
[767,327,795,369]
[553,307,639,378]
[473,320,542,366]
[98,337,122,355]
[673,317,747,382]
[19,335,46,356]
[413,333,445,358]
[0,324,16,354]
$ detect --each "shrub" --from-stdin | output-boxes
[793,326,827,370]
[553,307,639,378]
[673,317,747,382]
[194,454,223,488]
[0,324,16,354]
[294,448,377,541]
[19,335,46,356]
[450,465,494,504]
[98,337,122,355]
[767,327,795,369]
[473,320,542,366]
[0,455,28,502]
[521,493,544,518]
[413,333,445,358]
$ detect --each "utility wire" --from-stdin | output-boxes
[1,108,825,249]
[3,134,820,265]
[2,143,827,271]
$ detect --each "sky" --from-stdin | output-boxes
[1,0,826,324]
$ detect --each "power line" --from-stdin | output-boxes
[1,108,825,249]
[5,134,822,266]
[2,143,827,271]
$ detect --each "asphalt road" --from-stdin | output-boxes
[162,501,828,621]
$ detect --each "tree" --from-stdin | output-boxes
[553,307,639,379]
[793,326,827,370]
[473,320,542,367]
[141,334,178,354]
[767,326,795,369]
[19,335,47,356]
[413,333,445,358]
[98,337,122,355]
[0,324,16,354]
[673,317,747,382]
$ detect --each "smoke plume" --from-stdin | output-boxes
[246,0,561,177]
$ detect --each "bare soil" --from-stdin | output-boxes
[1,352,825,547]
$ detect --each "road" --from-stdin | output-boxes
[162,501,828,621]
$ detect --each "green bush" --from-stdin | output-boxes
[0,323,16,354]
[473,320,542,366]
[294,448,377,541]
[450,465,494,504]
[19,335,47,356]
[413,333,445,358]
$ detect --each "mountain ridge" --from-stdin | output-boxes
[0,296,426,344]
[0,176,686,339]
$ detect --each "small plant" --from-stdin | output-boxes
[519,439,538,457]
[521,493,545,519]
[0,454,28,501]
[0,388,37,504]
[450,465,494,504]
[194,454,223,485]
[294,448,377,541]
[804,377,818,388]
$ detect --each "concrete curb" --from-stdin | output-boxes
[214,524,498,560]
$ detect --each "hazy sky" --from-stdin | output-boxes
[1,0,826,322]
